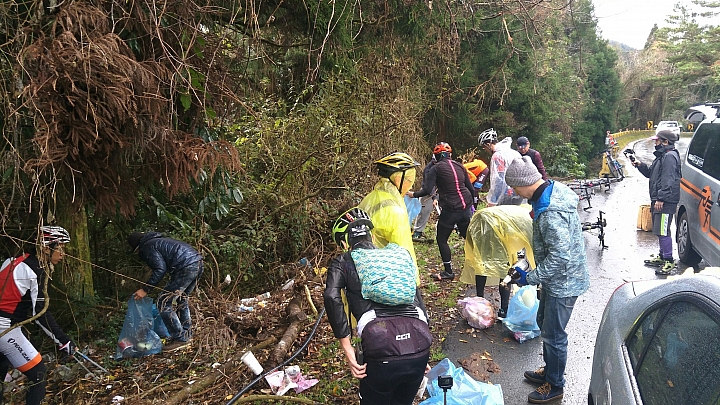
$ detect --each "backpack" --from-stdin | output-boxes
[350,243,416,306]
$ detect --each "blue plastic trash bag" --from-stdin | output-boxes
[404,195,422,226]
[115,297,163,359]
[152,303,171,339]
[501,285,541,343]
[420,358,504,405]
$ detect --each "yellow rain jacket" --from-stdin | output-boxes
[461,205,536,283]
[358,178,419,283]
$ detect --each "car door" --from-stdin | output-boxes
[625,297,720,405]
[682,122,720,266]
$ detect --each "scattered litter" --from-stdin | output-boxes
[281,279,295,290]
[112,396,124,404]
[264,366,318,396]
[223,274,232,284]
[211,362,222,369]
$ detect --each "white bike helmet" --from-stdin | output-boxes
[478,128,498,145]
[41,226,71,246]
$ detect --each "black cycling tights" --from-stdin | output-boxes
[475,275,511,313]
[0,357,47,405]
[436,209,471,273]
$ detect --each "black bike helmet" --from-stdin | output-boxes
[331,207,374,247]
[375,152,420,178]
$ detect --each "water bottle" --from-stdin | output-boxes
[503,248,530,284]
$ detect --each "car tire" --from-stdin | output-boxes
[677,211,702,266]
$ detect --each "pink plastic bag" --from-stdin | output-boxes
[457,297,495,329]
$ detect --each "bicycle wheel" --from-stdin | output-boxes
[605,153,621,178]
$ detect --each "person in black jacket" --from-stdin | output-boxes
[324,208,431,405]
[631,130,682,275]
[408,142,475,281]
[128,232,203,351]
[516,137,548,180]
[0,226,76,405]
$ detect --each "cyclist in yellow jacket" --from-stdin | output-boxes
[359,152,420,284]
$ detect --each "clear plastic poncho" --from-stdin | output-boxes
[486,137,522,205]
[461,205,536,282]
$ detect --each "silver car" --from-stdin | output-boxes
[588,274,720,405]
[655,121,681,137]
[677,105,720,267]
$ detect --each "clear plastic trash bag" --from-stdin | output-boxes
[502,285,541,343]
[420,358,504,405]
[115,297,163,359]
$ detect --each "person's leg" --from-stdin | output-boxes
[540,294,577,388]
[414,196,434,235]
[0,354,9,405]
[0,328,45,405]
[23,361,47,405]
[455,208,472,239]
[435,214,455,276]
[498,283,511,316]
[177,262,203,339]
[159,265,200,341]
[475,275,487,298]
[390,354,430,405]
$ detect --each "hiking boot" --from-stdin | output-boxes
[163,339,190,352]
[528,382,563,403]
[524,368,546,384]
[644,254,665,267]
[412,231,424,241]
[655,260,677,275]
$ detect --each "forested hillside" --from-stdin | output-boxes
[1,0,621,297]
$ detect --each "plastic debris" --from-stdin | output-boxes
[264,366,319,395]
[281,279,295,290]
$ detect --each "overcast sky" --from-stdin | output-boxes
[594,0,687,49]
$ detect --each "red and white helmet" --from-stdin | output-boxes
[41,226,71,246]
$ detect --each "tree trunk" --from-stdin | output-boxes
[57,195,94,298]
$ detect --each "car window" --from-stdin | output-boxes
[686,123,714,171]
[629,301,720,405]
[703,135,720,180]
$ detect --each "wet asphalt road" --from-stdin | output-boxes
[441,137,694,405]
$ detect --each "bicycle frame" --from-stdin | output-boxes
[582,210,608,249]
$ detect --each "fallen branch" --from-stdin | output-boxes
[268,297,306,368]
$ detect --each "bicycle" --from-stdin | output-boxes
[598,147,624,179]
[566,177,624,210]
[582,210,608,249]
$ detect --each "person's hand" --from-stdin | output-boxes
[346,353,367,378]
[654,201,664,211]
[511,266,529,286]
[407,191,415,198]
[632,161,640,167]
[133,288,147,300]
[425,363,432,374]
[59,340,76,356]
[487,202,497,207]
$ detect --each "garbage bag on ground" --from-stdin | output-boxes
[457,297,494,329]
[404,195,422,226]
[461,205,535,283]
[115,297,163,359]
[501,285,541,343]
[420,358,504,405]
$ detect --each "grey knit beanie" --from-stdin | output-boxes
[505,156,543,187]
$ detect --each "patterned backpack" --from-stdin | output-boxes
[350,243,416,306]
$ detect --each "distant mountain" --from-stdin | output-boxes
[608,40,637,52]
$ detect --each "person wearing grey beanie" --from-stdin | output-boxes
[505,156,543,188]
[505,156,590,404]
